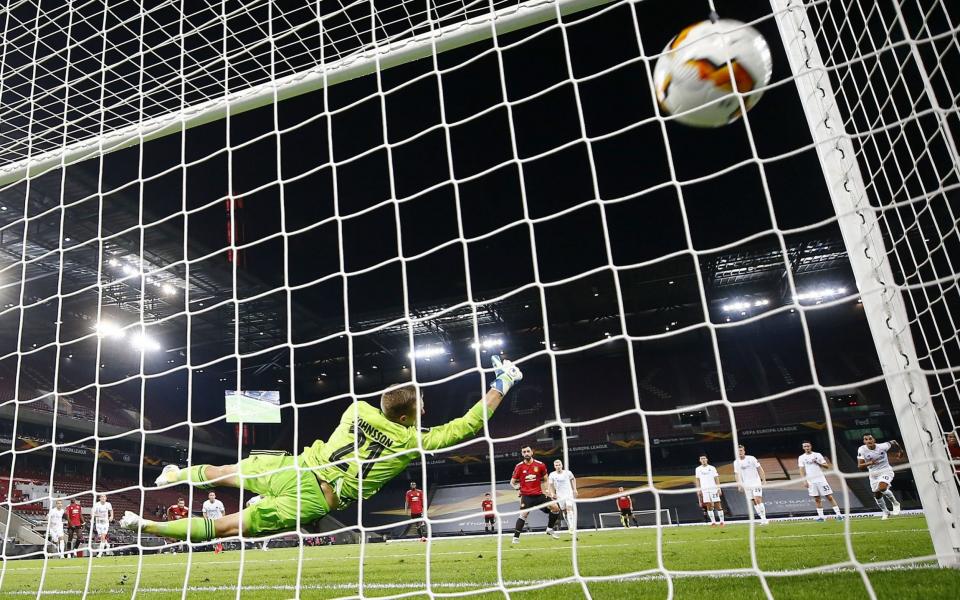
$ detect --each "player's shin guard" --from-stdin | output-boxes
[756,503,766,519]
[144,517,218,542]
[513,518,525,538]
[881,489,896,503]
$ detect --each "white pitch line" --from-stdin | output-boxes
[1,564,946,596]
[0,528,929,575]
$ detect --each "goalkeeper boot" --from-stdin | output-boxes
[120,511,143,531]
[155,464,181,487]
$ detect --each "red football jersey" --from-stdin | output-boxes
[167,505,190,520]
[481,499,494,515]
[405,490,424,513]
[617,495,632,510]
[66,503,84,526]
[512,459,547,496]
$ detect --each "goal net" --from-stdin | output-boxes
[597,509,672,528]
[0,0,958,597]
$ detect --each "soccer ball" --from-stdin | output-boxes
[653,19,773,127]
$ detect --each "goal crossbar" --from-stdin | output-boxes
[0,0,614,189]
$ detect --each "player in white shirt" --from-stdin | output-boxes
[201,492,227,554]
[92,494,114,556]
[857,434,902,520]
[798,442,843,521]
[46,499,66,558]
[733,445,768,525]
[695,455,724,527]
[546,459,578,532]
[203,491,227,553]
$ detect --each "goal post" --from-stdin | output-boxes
[771,0,960,567]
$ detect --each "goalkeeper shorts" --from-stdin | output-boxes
[239,452,331,535]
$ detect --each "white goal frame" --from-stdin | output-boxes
[596,509,673,528]
[772,0,960,568]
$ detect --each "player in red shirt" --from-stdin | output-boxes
[65,498,84,557]
[510,446,560,544]
[616,487,638,528]
[166,498,190,553]
[167,498,190,520]
[481,492,495,534]
[404,482,426,541]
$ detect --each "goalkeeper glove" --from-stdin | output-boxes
[490,355,522,396]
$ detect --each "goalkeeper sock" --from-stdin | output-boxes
[513,518,525,538]
[144,517,218,542]
[176,465,214,489]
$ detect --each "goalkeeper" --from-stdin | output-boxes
[121,356,521,542]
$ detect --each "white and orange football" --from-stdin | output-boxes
[653,19,773,127]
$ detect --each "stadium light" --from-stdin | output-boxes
[94,321,125,339]
[470,338,503,350]
[161,284,176,296]
[794,287,847,302]
[408,345,446,359]
[721,298,770,312]
[129,332,161,352]
[107,258,119,267]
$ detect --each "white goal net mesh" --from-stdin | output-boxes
[0,0,958,597]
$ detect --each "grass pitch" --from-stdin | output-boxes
[1,515,957,599]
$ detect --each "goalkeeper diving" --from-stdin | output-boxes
[120,356,521,542]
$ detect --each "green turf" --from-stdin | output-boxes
[1,516,957,599]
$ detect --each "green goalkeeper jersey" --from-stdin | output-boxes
[298,398,492,506]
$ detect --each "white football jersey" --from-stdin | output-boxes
[695,465,719,491]
[733,455,763,487]
[857,442,893,472]
[48,507,65,529]
[93,502,112,525]
[548,470,575,499]
[202,499,226,519]
[798,452,828,480]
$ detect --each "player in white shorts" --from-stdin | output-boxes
[46,499,66,558]
[733,445,768,525]
[695,454,724,527]
[202,491,227,553]
[547,459,578,532]
[798,442,843,521]
[92,494,114,556]
[857,434,902,520]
